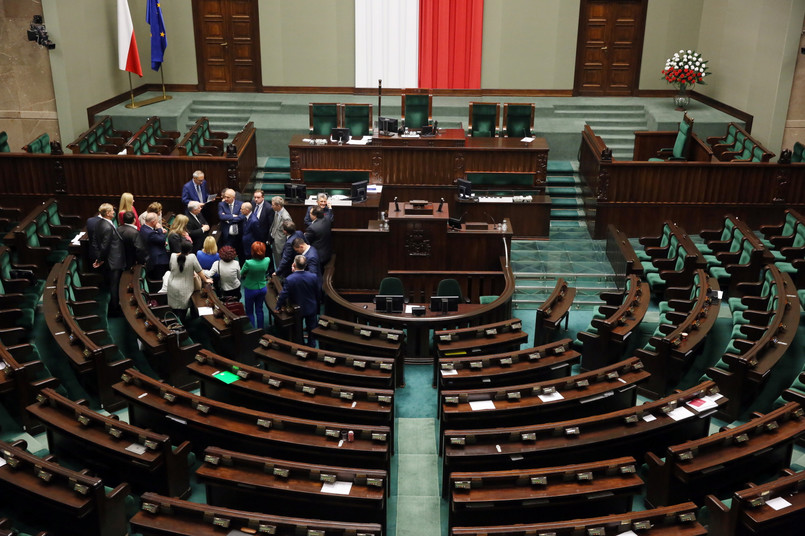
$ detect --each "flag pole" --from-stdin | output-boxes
[128,72,135,108]
[126,65,172,108]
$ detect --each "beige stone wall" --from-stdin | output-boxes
[782,14,805,151]
[0,0,59,148]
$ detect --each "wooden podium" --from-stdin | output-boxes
[386,201,449,271]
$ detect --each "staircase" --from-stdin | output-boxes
[184,99,282,141]
[554,104,648,161]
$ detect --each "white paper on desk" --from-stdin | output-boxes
[643,414,657,422]
[686,393,723,412]
[368,184,383,193]
[0,458,5,467]
[125,443,147,455]
[469,399,496,411]
[404,305,416,314]
[521,136,535,142]
[346,136,372,145]
[667,406,695,421]
[197,306,214,316]
[321,480,353,495]
[440,369,459,376]
[539,391,565,403]
[616,531,638,536]
[71,231,85,245]
[0,361,5,371]
[766,496,792,510]
[401,133,420,138]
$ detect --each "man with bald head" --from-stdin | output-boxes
[240,202,258,260]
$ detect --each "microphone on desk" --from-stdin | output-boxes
[394,197,400,212]
[437,197,444,212]
[484,212,496,226]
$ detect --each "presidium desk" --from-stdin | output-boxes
[288,129,549,187]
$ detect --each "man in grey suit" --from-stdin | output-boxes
[118,210,146,270]
[93,203,125,316]
[269,195,293,267]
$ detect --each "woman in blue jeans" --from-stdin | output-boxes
[240,241,270,329]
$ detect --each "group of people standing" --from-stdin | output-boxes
[89,170,331,344]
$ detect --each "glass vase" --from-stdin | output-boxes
[673,86,690,111]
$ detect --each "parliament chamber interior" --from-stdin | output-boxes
[2,1,805,535]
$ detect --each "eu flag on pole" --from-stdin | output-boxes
[146,0,167,71]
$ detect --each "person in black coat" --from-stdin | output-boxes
[93,203,125,316]
[251,189,273,245]
[304,207,332,266]
[140,212,170,280]
[118,211,146,270]
[275,255,320,346]
[240,202,257,260]
[186,200,210,251]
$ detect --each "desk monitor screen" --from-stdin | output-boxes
[374,294,404,313]
[431,295,459,313]
[331,127,351,143]
[351,179,368,202]
[457,178,472,198]
[284,183,306,203]
[378,117,398,134]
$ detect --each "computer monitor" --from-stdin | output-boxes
[331,127,351,143]
[378,117,398,135]
[374,294,404,313]
[430,295,459,313]
[351,179,368,202]
[283,183,306,203]
[457,178,472,198]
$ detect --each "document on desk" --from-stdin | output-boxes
[347,136,372,145]
[521,136,535,142]
[766,496,792,510]
[321,480,353,495]
[469,399,496,411]
[197,306,214,316]
[667,406,695,421]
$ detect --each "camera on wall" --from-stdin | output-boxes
[27,15,56,50]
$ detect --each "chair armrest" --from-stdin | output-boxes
[715,250,740,264]
[664,285,693,300]
[576,331,599,344]
[644,245,670,259]
[599,291,626,306]
[652,257,676,271]
[664,313,687,326]
[741,309,774,325]
[780,245,805,261]
[37,235,62,248]
[737,324,767,341]
[734,280,762,296]
[0,293,24,309]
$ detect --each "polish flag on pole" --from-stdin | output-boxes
[117,0,143,76]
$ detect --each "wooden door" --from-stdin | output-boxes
[573,0,647,96]
[192,0,262,92]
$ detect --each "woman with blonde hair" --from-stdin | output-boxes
[167,214,193,253]
[197,235,219,270]
[117,192,140,229]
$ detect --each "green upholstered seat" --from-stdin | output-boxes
[309,103,339,136]
[648,114,693,161]
[793,141,804,163]
[479,295,498,305]
[436,278,465,302]
[502,103,535,137]
[402,93,432,130]
[468,102,499,137]
[24,133,50,154]
[342,103,372,137]
[0,131,9,152]
[378,277,405,299]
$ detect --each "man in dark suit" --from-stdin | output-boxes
[251,189,273,244]
[186,200,210,251]
[304,207,332,266]
[274,255,320,346]
[85,208,104,265]
[118,211,146,270]
[140,212,170,280]
[240,202,257,260]
[292,237,320,287]
[218,188,245,260]
[93,203,125,316]
[273,221,305,279]
[181,170,209,209]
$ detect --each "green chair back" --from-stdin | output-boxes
[793,142,804,163]
[379,277,405,297]
[342,104,372,137]
[503,103,534,137]
[310,103,339,136]
[402,94,431,130]
[0,131,9,153]
[436,278,463,300]
[469,102,499,137]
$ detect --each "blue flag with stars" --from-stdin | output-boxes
[146,0,167,71]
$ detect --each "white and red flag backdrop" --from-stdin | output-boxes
[355,0,483,89]
[117,0,143,76]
